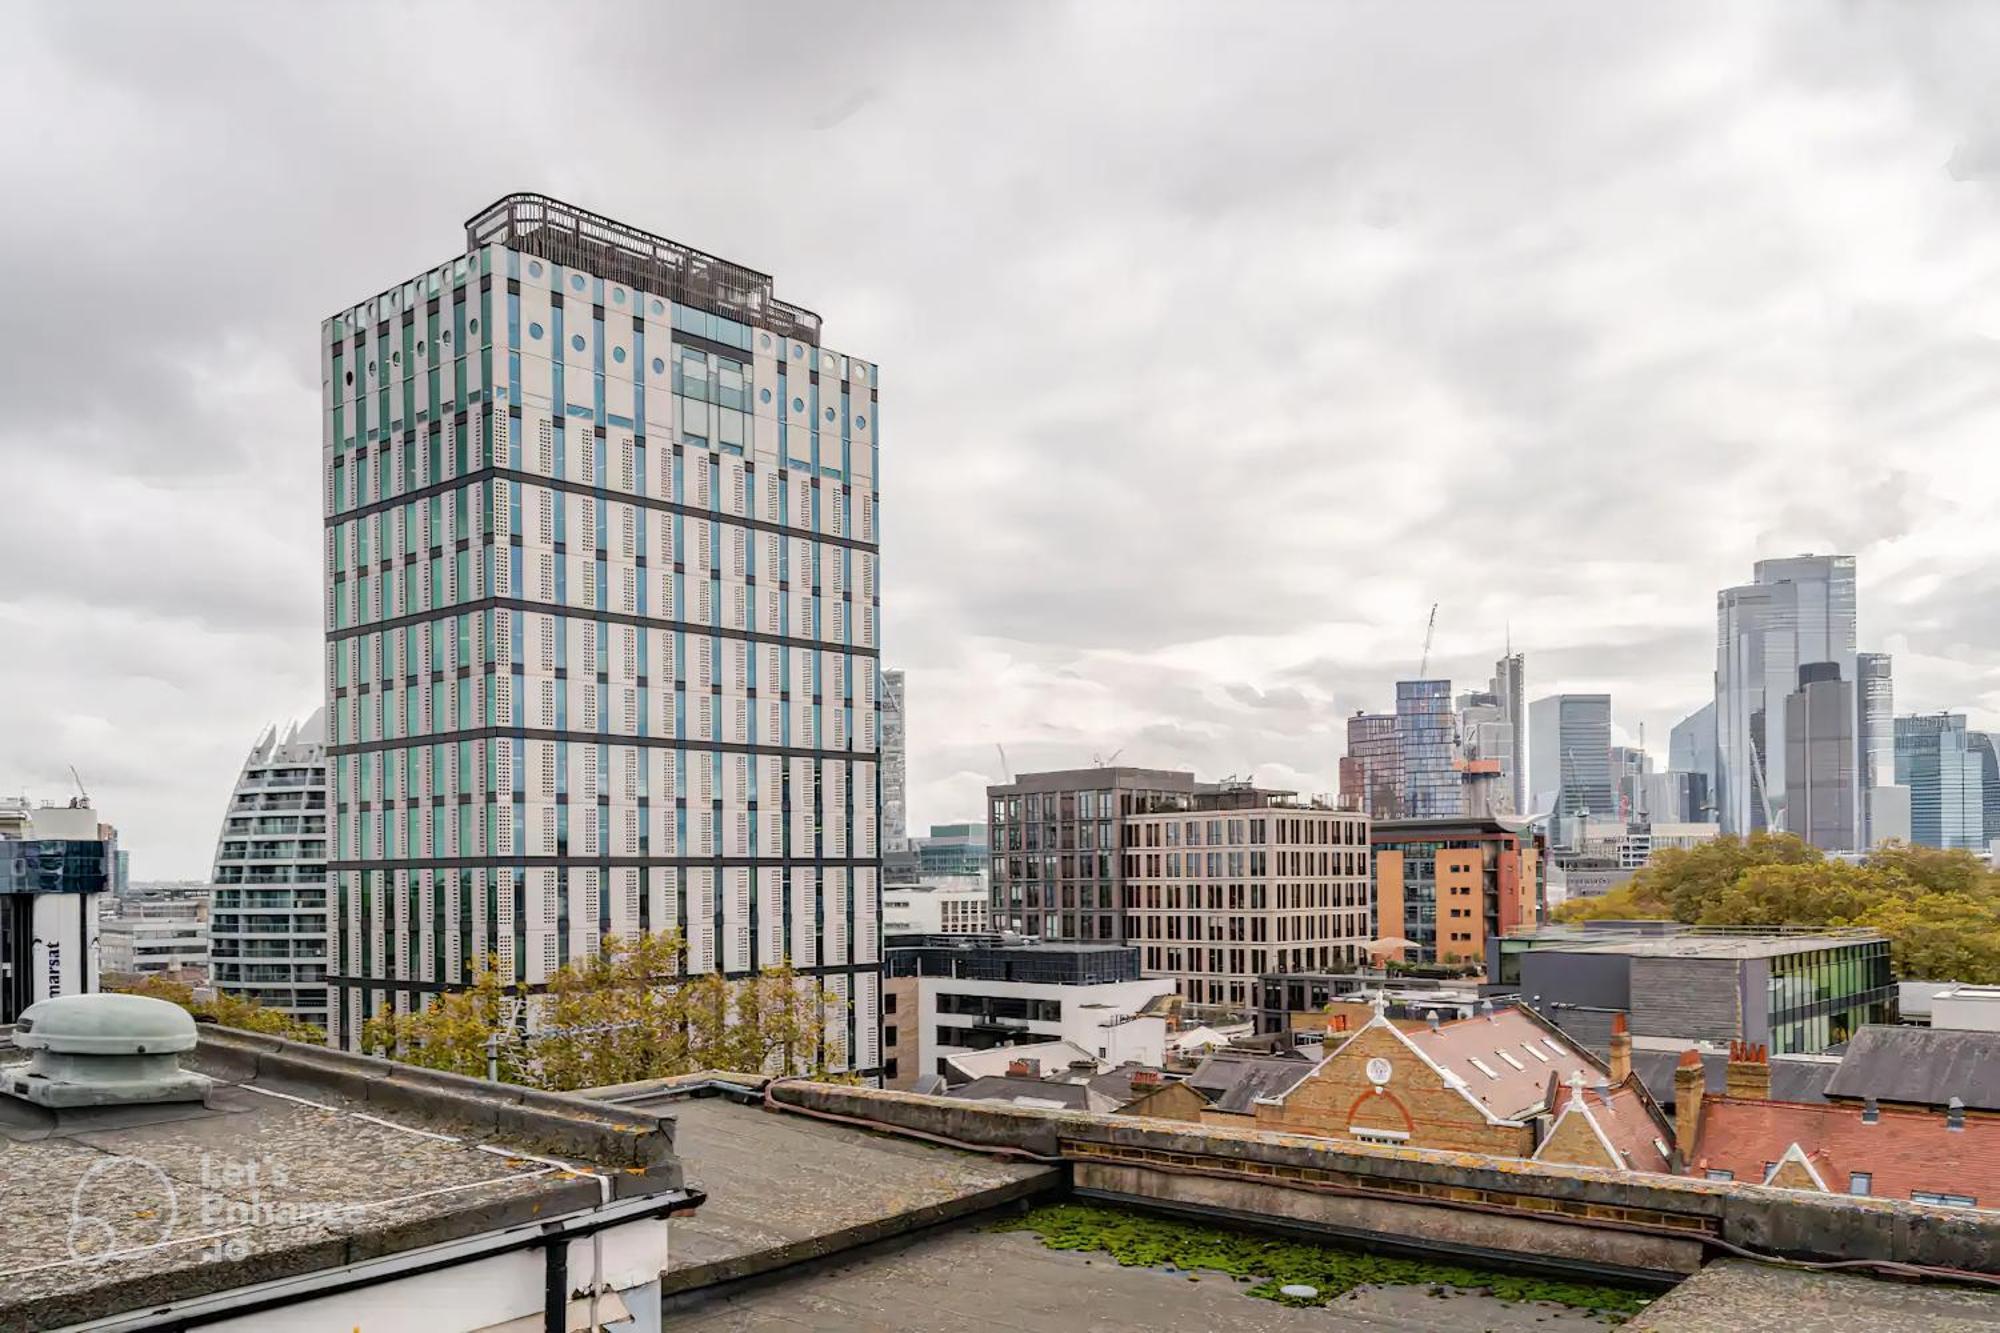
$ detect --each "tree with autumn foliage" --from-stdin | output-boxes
[110,974,326,1043]
[362,929,846,1090]
[1553,834,2000,983]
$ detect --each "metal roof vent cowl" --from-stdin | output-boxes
[8,994,211,1109]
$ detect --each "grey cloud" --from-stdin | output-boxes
[4,2,2000,872]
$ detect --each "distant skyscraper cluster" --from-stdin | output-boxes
[1654,552,2000,854]
[1339,654,1528,822]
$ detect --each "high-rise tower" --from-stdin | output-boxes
[1714,555,1857,836]
[1491,652,1528,816]
[881,668,907,852]
[209,710,330,1030]
[321,195,881,1071]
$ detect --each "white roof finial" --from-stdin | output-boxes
[1371,990,1389,1018]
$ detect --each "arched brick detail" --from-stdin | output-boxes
[1346,1088,1414,1136]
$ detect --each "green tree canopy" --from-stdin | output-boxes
[362,929,846,1090]
[1553,834,2000,984]
[111,974,326,1043]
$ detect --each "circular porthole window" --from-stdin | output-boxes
[528,261,544,278]
[367,360,376,377]
[824,353,835,370]
[343,371,353,386]
[759,388,772,404]
[528,323,544,341]
[855,415,866,429]
[824,407,836,422]
[571,334,586,351]
[417,340,426,356]
[611,287,625,304]
[570,274,586,292]
[392,350,401,366]
[468,318,479,334]
[760,333,773,350]
[791,346,803,360]
[792,397,804,412]
[651,357,665,375]
[612,346,626,364]
[651,299,665,315]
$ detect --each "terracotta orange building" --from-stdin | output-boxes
[1370,818,1542,969]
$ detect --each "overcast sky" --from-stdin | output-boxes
[5,2,2000,878]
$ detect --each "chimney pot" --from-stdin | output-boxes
[1949,1096,1966,1131]
[1673,1054,1706,1161]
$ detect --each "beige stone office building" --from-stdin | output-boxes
[1120,788,1371,1011]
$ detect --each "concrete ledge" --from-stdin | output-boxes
[195,1027,682,1173]
[1076,1162,1701,1284]
[768,1080,2000,1276]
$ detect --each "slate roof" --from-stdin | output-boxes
[1631,1048,1834,1110]
[1184,1051,1312,1114]
[944,1076,1093,1111]
[1691,1096,2000,1206]
[1822,1026,2000,1112]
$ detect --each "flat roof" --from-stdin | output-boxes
[1628,1257,2000,1331]
[661,1217,1623,1331]
[0,1028,690,1329]
[590,1080,1055,1293]
[1508,928,1883,960]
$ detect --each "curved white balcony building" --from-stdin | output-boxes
[209,709,330,1031]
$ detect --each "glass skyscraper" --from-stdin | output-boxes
[1396,680,1462,819]
[1715,555,1857,836]
[1340,711,1401,818]
[321,195,881,1070]
[1528,693,1613,827]
[1895,714,1984,851]
[1491,652,1528,817]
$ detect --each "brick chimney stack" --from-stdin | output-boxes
[1673,1049,1705,1161]
[1724,1040,1770,1100]
[1329,1014,1349,1035]
[1608,1012,1631,1084]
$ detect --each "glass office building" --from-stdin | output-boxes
[1895,713,1984,851]
[1395,680,1462,819]
[322,195,881,1070]
[1340,711,1401,818]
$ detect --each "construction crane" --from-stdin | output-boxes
[66,765,91,810]
[1092,747,1124,768]
[995,743,1012,784]
[1417,603,1438,678]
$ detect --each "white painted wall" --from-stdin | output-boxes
[919,974,1175,1077]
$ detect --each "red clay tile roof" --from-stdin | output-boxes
[1692,1096,2000,1206]
[1411,1007,1600,1121]
[1539,1076,1675,1174]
